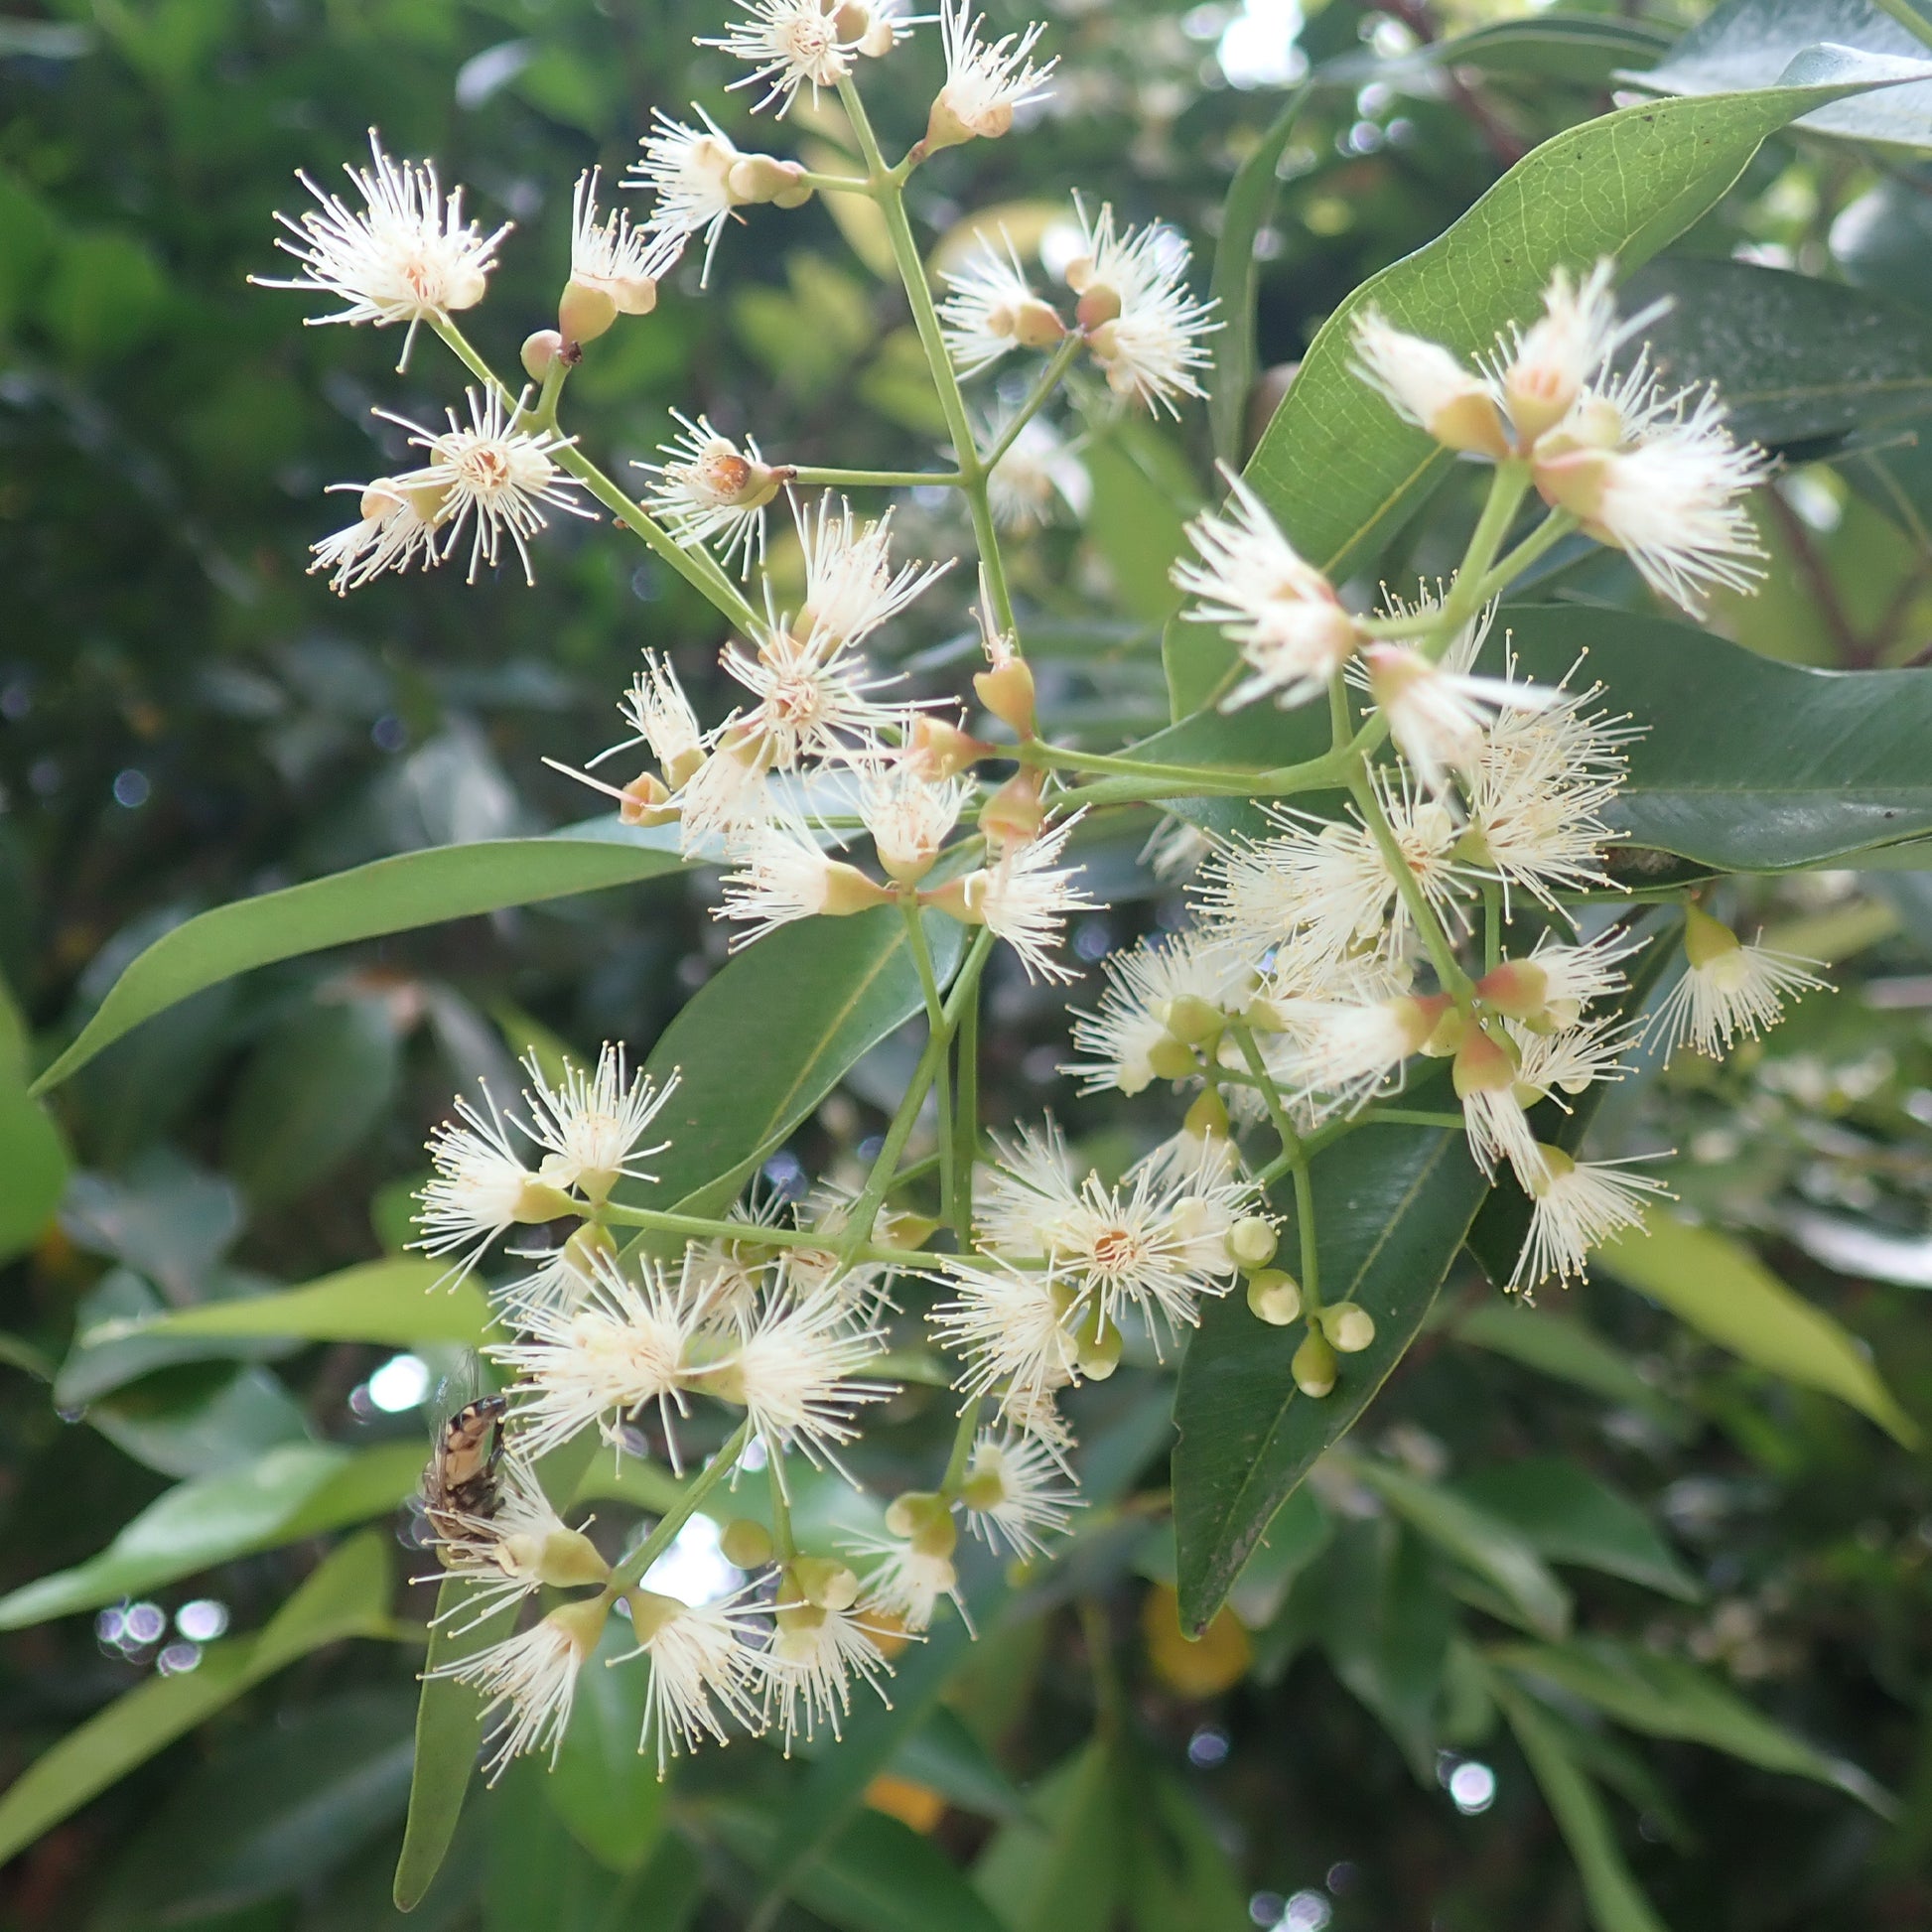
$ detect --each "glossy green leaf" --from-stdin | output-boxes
[1173,1121,1488,1633]
[1082,426,1192,627]
[1596,1210,1920,1445]
[33,824,686,1093]
[0,1532,393,1866]
[0,1440,421,1628]
[1454,1460,1700,1601]
[545,1617,667,1872]
[1352,1458,1572,1639]
[630,906,965,1216]
[0,974,68,1263]
[88,1257,491,1349]
[1238,70,1913,598]
[1492,1675,1673,1932]
[1834,173,1932,315]
[1632,0,1932,150]
[975,1739,1124,1932]
[1494,1635,1892,1812]
[88,1361,313,1479]
[1619,256,1932,448]
[1450,1302,1677,1427]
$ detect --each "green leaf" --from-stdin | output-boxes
[1492,1674,1673,1932]
[891,1706,1027,1822]
[1326,13,1674,85]
[630,906,965,1216]
[1494,1635,1892,1813]
[1172,1121,1488,1633]
[87,1362,313,1479]
[1450,1302,1679,1427]
[222,994,404,1207]
[545,1617,667,1873]
[1082,426,1193,628]
[975,1739,1124,1932]
[1351,1458,1573,1639]
[1123,1767,1253,1932]
[88,1257,491,1349]
[1619,256,1932,448]
[0,1531,393,1866]
[0,1440,422,1628]
[33,824,686,1093]
[1240,71,1917,591]
[1453,1460,1700,1601]
[0,974,68,1263]
[1835,172,1932,315]
[1632,0,1932,150]
[1595,1210,1920,1445]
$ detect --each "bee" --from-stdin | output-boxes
[419,1393,509,1557]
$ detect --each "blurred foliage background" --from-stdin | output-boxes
[7,0,1932,1926]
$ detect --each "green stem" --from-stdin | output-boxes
[939,1395,983,1498]
[1870,0,1932,52]
[766,1455,798,1561]
[1328,670,1353,752]
[1348,765,1475,1004]
[1469,507,1578,604]
[901,897,954,1224]
[984,335,1083,470]
[598,1201,929,1269]
[795,167,875,194]
[1483,885,1502,975]
[1360,1107,1465,1130]
[1291,1157,1320,1311]
[953,968,980,1248]
[606,1419,753,1597]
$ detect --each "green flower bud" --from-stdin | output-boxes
[720,1517,774,1569]
[1246,1269,1302,1326]
[1227,1216,1280,1270]
[1321,1303,1376,1354]
[1292,1330,1338,1398]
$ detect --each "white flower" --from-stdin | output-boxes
[939,231,1062,376]
[959,1430,1079,1559]
[635,412,786,575]
[723,620,908,769]
[629,106,743,279]
[929,1256,1079,1407]
[1488,257,1658,444]
[1067,198,1218,415]
[254,131,506,368]
[858,756,967,884]
[702,1277,895,1482]
[429,1602,604,1780]
[1453,1030,1546,1189]
[569,167,679,318]
[614,1584,771,1773]
[1361,642,1555,795]
[700,0,858,113]
[924,0,1056,150]
[383,388,592,585]
[412,1085,549,1285]
[1350,311,1508,459]
[308,474,447,594]
[1647,906,1829,1062]
[674,739,774,856]
[520,1044,676,1202]
[1535,382,1772,617]
[763,1601,896,1752]
[715,813,886,947]
[985,412,1090,531]
[1511,1148,1673,1292]
[617,650,707,786]
[938,810,1095,983]
[996,1380,1076,1459]
[1062,929,1247,1095]
[793,492,951,646]
[1173,469,1357,711]
[1260,994,1441,1118]
[490,1249,700,1463]
[848,1534,963,1632]
[1518,922,1649,1028]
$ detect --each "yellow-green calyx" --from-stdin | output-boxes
[1452,1028,1516,1098]
[720,1517,775,1569]
[886,1490,958,1557]
[1683,902,1741,970]
[623,1587,686,1644]
[1292,1330,1338,1399]
[789,1556,861,1611]
[513,1177,581,1225]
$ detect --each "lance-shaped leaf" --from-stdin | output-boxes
[0,1532,394,1865]
[1173,1122,1488,1634]
[33,821,685,1093]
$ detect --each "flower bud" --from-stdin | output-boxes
[1475,959,1550,1023]
[1146,1033,1198,1081]
[720,1517,774,1569]
[1156,995,1223,1047]
[978,767,1046,849]
[726,153,812,207]
[559,276,621,347]
[521,329,566,380]
[1320,1303,1376,1354]
[885,1491,959,1557]
[907,715,992,780]
[1292,1330,1338,1398]
[1246,1269,1302,1326]
[789,1556,862,1611]
[619,769,678,828]
[1227,1216,1280,1271]
[974,656,1037,740]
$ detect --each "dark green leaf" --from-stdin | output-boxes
[1632,0,1932,150]
[0,974,68,1263]
[1324,13,1674,85]
[0,1532,393,1867]
[974,1739,1124,1932]
[545,1617,667,1872]
[483,1755,627,1932]
[1082,425,1193,628]
[1123,1767,1252,1932]
[1449,1302,1678,1427]
[1454,1460,1700,1601]
[1494,1635,1893,1812]
[87,1362,313,1478]
[1172,1122,1487,1633]
[1492,1674,1673,1932]
[34,824,686,1093]
[56,1268,295,1410]
[1834,172,1932,315]
[890,1705,1027,1822]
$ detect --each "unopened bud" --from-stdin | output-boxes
[1227,1216,1279,1270]
[979,767,1046,849]
[1146,1033,1198,1081]
[720,1517,774,1569]
[1075,282,1122,331]
[1321,1303,1376,1353]
[974,655,1037,740]
[789,1556,861,1611]
[726,153,812,207]
[1246,1269,1302,1326]
[1292,1330,1338,1398]
[619,769,677,828]
[1476,959,1550,1023]
[907,715,991,781]
[521,329,565,379]
[1157,995,1223,1047]
[885,1491,958,1556]
[559,276,621,346]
